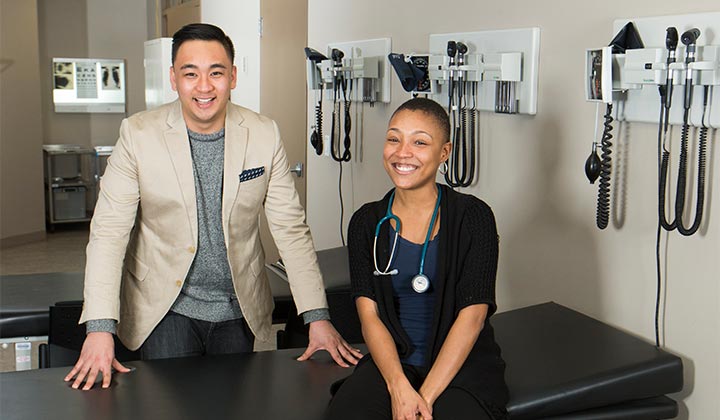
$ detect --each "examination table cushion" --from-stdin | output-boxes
[494,302,683,419]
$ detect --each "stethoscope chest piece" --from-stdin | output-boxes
[412,274,430,293]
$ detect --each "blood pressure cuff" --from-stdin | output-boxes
[609,21,644,53]
[388,53,426,92]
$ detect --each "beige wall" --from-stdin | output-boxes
[306,1,720,419]
[37,0,90,145]
[38,0,146,147]
[2,0,147,243]
[258,0,309,263]
[0,0,46,242]
[86,0,147,146]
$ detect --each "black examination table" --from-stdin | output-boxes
[0,272,83,338]
[0,301,683,420]
[274,248,684,419]
[0,245,683,419]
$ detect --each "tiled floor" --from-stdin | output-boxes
[0,224,89,275]
[0,225,280,373]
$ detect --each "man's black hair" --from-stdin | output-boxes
[171,23,235,64]
[390,97,451,142]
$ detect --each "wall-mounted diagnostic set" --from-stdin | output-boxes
[388,28,541,188]
[305,38,391,161]
[583,13,719,234]
[583,13,719,348]
[305,38,391,244]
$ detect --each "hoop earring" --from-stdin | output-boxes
[438,161,448,175]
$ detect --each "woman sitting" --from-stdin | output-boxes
[326,97,508,420]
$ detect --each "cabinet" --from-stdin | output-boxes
[42,145,97,229]
[162,0,200,37]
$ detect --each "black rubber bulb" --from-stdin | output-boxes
[310,131,322,155]
[585,147,601,184]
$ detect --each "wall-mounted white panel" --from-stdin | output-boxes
[327,38,392,104]
[429,28,541,115]
[144,38,176,110]
[202,0,261,112]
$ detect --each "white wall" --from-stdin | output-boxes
[306,1,720,418]
[201,0,261,112]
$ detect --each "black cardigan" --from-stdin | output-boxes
[347,184,509,414]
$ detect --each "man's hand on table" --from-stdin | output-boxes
[297,320,363,367]
[64,332,131,390]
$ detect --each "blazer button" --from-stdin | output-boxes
[188,246,196,254]
[176,280,182,287]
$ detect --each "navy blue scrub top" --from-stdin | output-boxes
[390,227,439,367]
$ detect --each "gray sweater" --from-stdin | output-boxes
[86,128,328,335]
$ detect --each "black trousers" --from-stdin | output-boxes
[326,359,494,420]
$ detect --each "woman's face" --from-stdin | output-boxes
[383,109,451,192]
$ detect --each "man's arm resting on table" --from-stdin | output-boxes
[64,319,130,390]
[297,308,363,367]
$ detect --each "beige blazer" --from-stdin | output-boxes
[79,101,327,350]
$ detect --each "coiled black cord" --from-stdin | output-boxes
[330,76,351,163]
[342,80,352,162]
[445,76,460,188]
[310,95,323,155]
[445,82,477,188]
[659,150,675,230]
[675,103,708,236]
[657,85,676,231]
[596,104,613,229]
[467,100,477,187]
[455,107,468,184]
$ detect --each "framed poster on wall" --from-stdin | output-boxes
[52,58,126,113]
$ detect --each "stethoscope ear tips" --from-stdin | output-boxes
[373,269,399,276]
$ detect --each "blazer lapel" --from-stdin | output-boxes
[222,104,248,234]
[163,102,198,240]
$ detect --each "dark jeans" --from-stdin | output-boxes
[140,312,254,360]
[326,359,496,420]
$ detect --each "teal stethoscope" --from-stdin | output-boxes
[372,185,442,293]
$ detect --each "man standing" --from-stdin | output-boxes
[65,23,361,390]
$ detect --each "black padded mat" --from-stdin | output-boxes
[494,302,683,419]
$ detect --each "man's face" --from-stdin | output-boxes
[170,40,236,134]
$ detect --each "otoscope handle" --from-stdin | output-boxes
[665,27,678,52]
[680,28,700,110]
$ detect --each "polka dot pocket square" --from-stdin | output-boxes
[238,166,265,183]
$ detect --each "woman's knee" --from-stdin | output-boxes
[325,361,392,420]
[433,387,492,420]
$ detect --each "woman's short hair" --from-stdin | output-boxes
[390,97,450,142]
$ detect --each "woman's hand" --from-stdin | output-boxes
[389,380,433,420]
